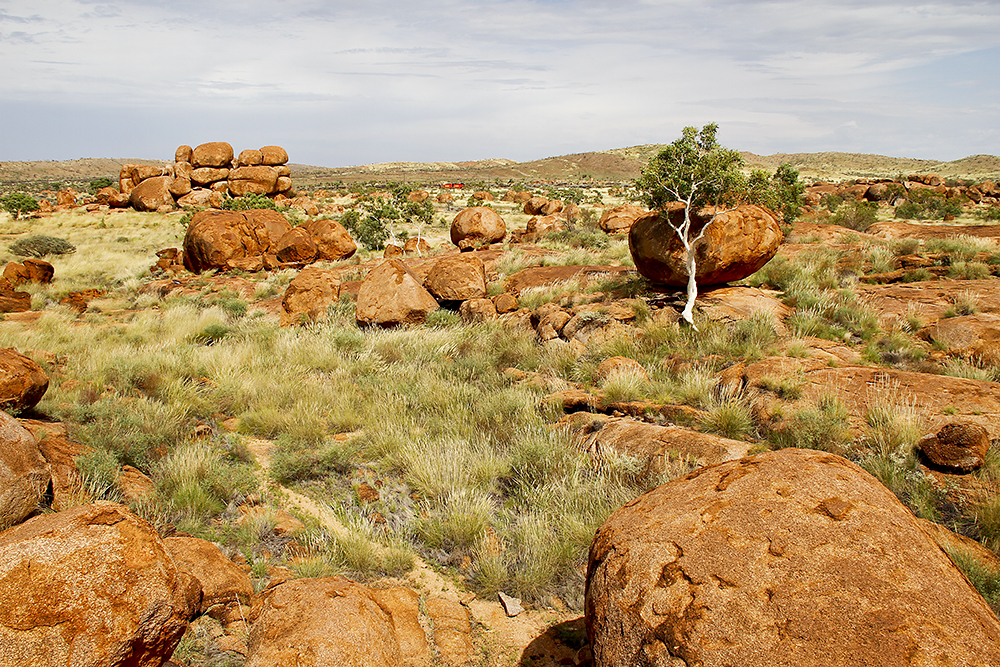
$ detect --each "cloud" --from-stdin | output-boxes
[0,0,997,163]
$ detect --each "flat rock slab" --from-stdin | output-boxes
[867,220,1000,240]
[857,278,1000,326]
[505,265,634,296]
[696,285,792,335]
[730,356,1000,438]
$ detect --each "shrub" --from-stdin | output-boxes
[221,193,280,211]
[974,206,1000,222]
[1,193,40,220]
[831,200,878,231]
[9,234,76,257]
[88,177,115,195]
[340,209,389,251]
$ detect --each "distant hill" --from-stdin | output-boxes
[3,149,998,193]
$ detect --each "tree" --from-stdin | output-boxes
[634,123,745,328]
[0,192,40,220]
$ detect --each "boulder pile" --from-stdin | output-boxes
[119,142,294,212]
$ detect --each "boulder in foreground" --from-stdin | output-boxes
[586,448,1000,667]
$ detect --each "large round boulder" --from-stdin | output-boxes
[301,218,357,261]
[281,266,342,326]
[191,141,234,168]
[356,259,438,327]
[423,254,487,301]
[163,536,253,618]
[585,448,1000,667]
[259,145,288,166]
[0,502,201,666]
[129,176,175,212]
[450,207,506,247]
[0,411,49,531]
[183,210,273,273]
[228,166,279,197]
[599,204,646,234]
[0,348,48,412]
[628,204,783,286]
[246,577,426,667]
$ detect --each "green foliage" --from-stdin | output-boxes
[1,193,40,219]
[831,199,878,231]
[220,193,280,211]
[9,234,76,257]
[744,163,805,224]
[88,177,115,195]
[340,196,434,251]
[894,189,963,220]
[974,205,1000,221]
[270,434,361,484]
[340,209,389,251]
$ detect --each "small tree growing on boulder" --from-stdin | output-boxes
[634,123,745,327]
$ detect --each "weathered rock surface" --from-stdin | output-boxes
[867,220,1000,241]
[228,166,279,196]
[3,259,54,286]
[259,145,288,166]
[629,204,783,286]
[919,312,1000,364]
[281,266,342,326]
[274,227,318,265]
[301,218,357,261]
[696,285,792,334]
[586,448,1000,667]
[0,411,49,531]
[191,141,234,168]
[129,176,175,212]
[183,209,275,273]
[0,347,49,412]
[594,356,647,383]
[577,418,750,477]
[917,422,991,472]
[598,204,646,234]
[858,279,1000,328]
[356,259,439,327]
[424,254,487,301]
[505,265,634,296]
[0,502,200,667]
[246,577,427,667]
[18,420,89,511]
[163,536,253,616]
[451,207,506,247]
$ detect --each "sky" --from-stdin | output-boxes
[1,0,998,167]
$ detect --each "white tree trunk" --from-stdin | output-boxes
[681,248,699,329]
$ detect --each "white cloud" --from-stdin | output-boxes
[0,0,997,163]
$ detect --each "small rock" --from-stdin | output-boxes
[498,591,523,617]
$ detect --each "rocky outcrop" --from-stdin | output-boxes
[586,448,1000,667]
[356,259,439,327]
[0,502,201,666]
[0,348,49,412]
[281,266,342,326]
[129,175,175,212]
[0,411,49,530]
[629,204,783,286]
[598,204,646,234]
[423,254,487,302]
[451,207,506,248]
[183,210,273,273]
[301,218,357,261]
[2,259,54,286]
[163,536,253,618]
[246,577,428,667]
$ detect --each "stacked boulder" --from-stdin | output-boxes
[119,142,294,212]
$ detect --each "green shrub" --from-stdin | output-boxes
[221,193,280,211]
[1,193,40,220]
[9,235,76,258]
[340,209,389,251]
[975,206,1000,222]
[831,200,878,231]
[88,177,115,195]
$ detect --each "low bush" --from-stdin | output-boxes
[831,200,879,231]
[9,235,76,257]
[220,193,280,211]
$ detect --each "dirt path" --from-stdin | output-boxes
[242,436,584,667]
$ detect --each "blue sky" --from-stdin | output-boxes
[1,0,998,166]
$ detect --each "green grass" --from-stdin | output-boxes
[943,547,1000,616]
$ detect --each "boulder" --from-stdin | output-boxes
[129,165,168,183]
[917,422,990,472]
[168,176,192,198]
[403,237,431,255]
[190,167,231,187]
[356,259,439,327]
[93,186,120,205]
[492,292,519,314]
[629,204,783,286]
[191,142,234,168]
[260,145,288,166]
[274,227,318,265]
[436,192,454,203]
[163,536,253,616]
[246,577,426,667]
[459,298,496,323]
[228,166,279,197]
[176,188,224,209]
[0,411,49,530]
[541,199,563,215]
[423,254,487,301]
[598,204,646,234]
[523,196,548,215]
[0,348,48,412]
[183,210,273,273]
[3,259,53,286]
[918,313,1000,363]
[129,176,175,212]
[246,208,291,247]
[594,356,646,383]
[406,190,429,203]
[237,149,264,166]
[175,145,193,163]
[0,502,201,666]
[174,161,194,180]
[281,266,342,326]
[473,190,494,201]
[275,176,293,193]
[0,281,30,313]
[586,448,1000,667]
[18,420,89,511]
[301,218,357,261]
[451,207,506,247]
[290,196,319,216]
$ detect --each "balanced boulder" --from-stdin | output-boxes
[629,204,783,286]
[301,218,357,261]
[585,448,1000,667]
[0,502,201,666]
[451,207,506,247]
[356,259,438,327]
[260,145,288,166]
[191,142,234,168]
[0,411,49,530]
